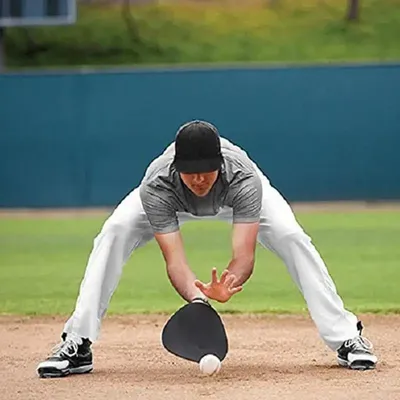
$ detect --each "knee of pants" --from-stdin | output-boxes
[91,222,127,249]
[258,223,310,251]
[259,213,305,238]
[99,216,154,249]
[278,230,312,248]
[101,204,149,235]
[101,219,131,236]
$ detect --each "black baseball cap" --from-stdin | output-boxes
[173,120,223,173]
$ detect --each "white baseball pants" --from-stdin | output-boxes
[63,175,358,351]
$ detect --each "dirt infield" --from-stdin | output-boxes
[1,314,399,400]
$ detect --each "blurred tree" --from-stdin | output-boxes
[0,27,4,72]
[346,0,360,21]
[121,0,142,56]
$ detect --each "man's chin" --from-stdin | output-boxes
[193,189,210,197]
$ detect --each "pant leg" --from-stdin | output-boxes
[63,187,154,343]
[256,177,358,351]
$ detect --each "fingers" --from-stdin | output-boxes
[211,268,218,284]
[224,274,236,288]
[219,269,229,284]
[229,286,243,295]
[194,280,206,291]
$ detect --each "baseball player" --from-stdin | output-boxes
[37,120,377,378]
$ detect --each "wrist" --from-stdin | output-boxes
[190,296,209,305]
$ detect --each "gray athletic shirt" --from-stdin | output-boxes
[139,138,263,234]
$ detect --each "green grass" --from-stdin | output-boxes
[0,211,399,316]
[4,0,400,69]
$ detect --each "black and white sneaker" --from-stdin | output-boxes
[337,322,377,370]
[37,335,93,378]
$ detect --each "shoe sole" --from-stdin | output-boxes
[337,357,376,371]
[38,364,93,378]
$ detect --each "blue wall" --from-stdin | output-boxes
[1,63,399,208]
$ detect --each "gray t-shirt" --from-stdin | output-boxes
[139,137,263,234]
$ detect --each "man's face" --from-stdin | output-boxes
[179,170,219,197]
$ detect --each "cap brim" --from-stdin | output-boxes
[174,157,222,173]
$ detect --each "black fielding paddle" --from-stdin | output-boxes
[161,300,228,363]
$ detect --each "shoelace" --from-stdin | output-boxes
[51,339,79,358]
[345,336,373,352]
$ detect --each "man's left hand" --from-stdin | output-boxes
[194,268,243,303]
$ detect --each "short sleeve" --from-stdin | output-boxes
[139,184,179,234]
[231,175,263,223]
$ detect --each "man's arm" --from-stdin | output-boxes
[193,222,259,302]
[226,221,259,287]
[227,173,263,286]
[139,184,206,303]
[154,230,207,303]
[194,174,262,302]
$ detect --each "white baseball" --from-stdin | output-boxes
[199,354,221,376]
